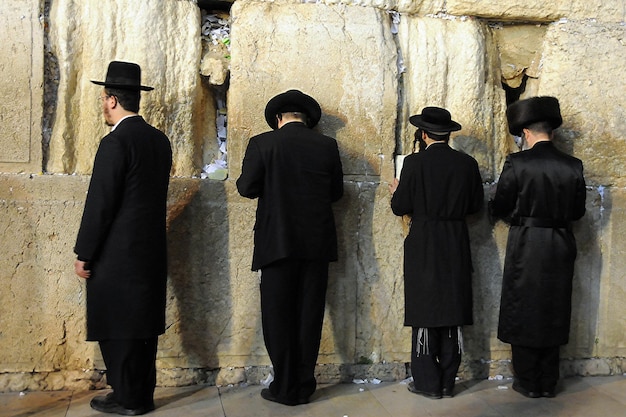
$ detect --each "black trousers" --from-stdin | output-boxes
[410,326,462,394]
[99,338,158,409]
[260,258,329,404]
[511,344,560,393]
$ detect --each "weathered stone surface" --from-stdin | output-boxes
[246,0,446,15]
[446,0,626,23]
[522,20,626,187]
[46,0,211,177]
[228,1,398,179]
[0,0,43,173]
[491,23,548,88]
[593,188,626,357]
[396,15,508,182]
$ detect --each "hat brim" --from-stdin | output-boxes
[409,115,462,133]
[91,80,154,91]
[264,90,322,129]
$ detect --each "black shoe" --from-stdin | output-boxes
[512,381,541,399]
[541,390,556,398]
[407,382,442,399]
[90,393,155,415]
[442,387,454,398]
[260,388,300,406]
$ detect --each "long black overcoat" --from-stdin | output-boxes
[236,122,343,271]
[74,116,172,341]
[490,141,586,347]
[391,143,483,328]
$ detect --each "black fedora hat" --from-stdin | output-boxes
[264,90,322,129]
[506,96,562,136]
[409,107,462,133]
[91,61,154,91]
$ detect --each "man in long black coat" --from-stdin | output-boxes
[390,107,483,399]
[237,90,343,406]
[74,61,172,415]
[490,96,586,398]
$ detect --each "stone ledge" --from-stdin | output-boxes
[1,358,623,392]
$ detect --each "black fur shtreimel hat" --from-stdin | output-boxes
[506,96,562,136]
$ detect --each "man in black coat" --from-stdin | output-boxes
[390,107,483,399]
[74,61,172,415]
[237,89,343,406]
[489,96,586,398]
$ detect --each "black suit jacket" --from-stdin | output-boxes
[75,116,172,340]
[237,122,343,271]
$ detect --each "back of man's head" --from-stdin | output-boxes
[106,87,140,113]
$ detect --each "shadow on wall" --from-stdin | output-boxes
[463,188,507,380]
[165,179,231,373]
[317,112,361,365]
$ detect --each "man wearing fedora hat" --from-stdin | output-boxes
[237,89,343,406]
[74,61,172,415]
[489,96,586,398]
[390,106,483,399]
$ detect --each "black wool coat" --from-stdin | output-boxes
[74,116,172,341]
[236,122,344,271]
[391,143,484,328]
[490,141,586,347]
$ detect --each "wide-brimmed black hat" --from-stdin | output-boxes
[409,107,462,133]
[264,89,322,129]
[506,96,562,136]
[91,61,154,91]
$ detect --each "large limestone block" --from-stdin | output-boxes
[247,0,446,15]
[351,183,410,363]
[397,15,507,182]
[0,0,43,173]
[491,23,548,89]
[0,175,96,376]
[522,20,626,187]
[228,1,398,179]
[594,188,626,357]
[159,179,269,369]
[47,0,210,177]
[559,188,603,358]
[446,0,626,23]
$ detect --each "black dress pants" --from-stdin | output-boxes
[410,326,462,394]
[99,338,158,409]
[260,258,329,404]
[511,344,560,393]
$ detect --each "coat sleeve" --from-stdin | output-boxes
[489,156,517,220]
[573,159,586,221]
[74,136,127,261]
[390,160,414,216]
[469,159,484,214]
[236,138,264,199]
[330,140,344,203]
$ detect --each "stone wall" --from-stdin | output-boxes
[0,0,624,391]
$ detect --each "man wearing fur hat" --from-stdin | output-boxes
[74,61,172,415]
[389,107,484,399]
[489,96,586,398]
[237,90,343,406]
